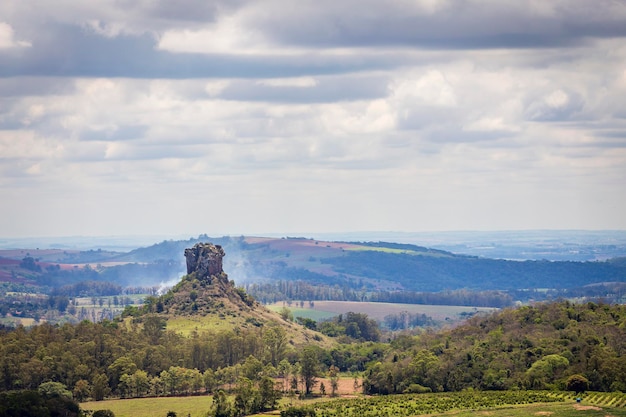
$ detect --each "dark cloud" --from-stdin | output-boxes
[0,22,406,79]
[257,0,626,50]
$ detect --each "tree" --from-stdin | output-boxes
[526,354,569,389]
[38,381,73,399]
[328,365,339,396]
[259,375,281,410]
[242,355,263,381]
[278,359,292,393]
[92,373,111,401]
[0,390,80,417]
[142,314,167,344]
[73,379,91,401]
[279,307,293,322]
[203,369,217,393]
[233,377,258,416]
[299,346,320,396]
[263,324,287,366]
[567,374,590,395]
[209,389,232,417]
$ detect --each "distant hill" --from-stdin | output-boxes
[1,235,625,302]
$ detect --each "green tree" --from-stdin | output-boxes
[259,375,281,410]
[299,346,320,396]
[526,354,569,389]
[92,373,111,401]
[73,379,91,401]
[242,355,263,381]
[142,314,167,344]
[567,374,590,394]
[203,369,217,393]
[38,381,73,399]
[263,324,288,366]
[209,389,232,417]
[278,359,292,393]
[328,365,339,396]
[279,307,293,322]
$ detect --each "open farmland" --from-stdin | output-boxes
[267,300,497,323]
[80,391,626,417]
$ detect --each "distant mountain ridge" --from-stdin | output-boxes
[1,235,625,298]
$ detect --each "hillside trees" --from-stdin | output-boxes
[318,312,380,342]
[0,300,624,403]
[362,301,626,394]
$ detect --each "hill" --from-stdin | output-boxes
[113,236,626,294]
[134,242,332,347]
[363,300,626,394]
[1,235,625,309]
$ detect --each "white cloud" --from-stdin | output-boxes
[257,77,318,88]
[0,22,31,48]
[0,1,625,236]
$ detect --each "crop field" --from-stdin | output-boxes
[81,391,626,417]
[309,391,626,417]
[268,300,497,322]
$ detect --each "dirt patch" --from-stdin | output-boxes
[534,412,554,416]
[312,377,361,396]
[573,404,602,411]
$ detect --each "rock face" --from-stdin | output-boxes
[184,243,225,281]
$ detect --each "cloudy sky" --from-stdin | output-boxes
[1,0,625,238]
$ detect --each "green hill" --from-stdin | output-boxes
[363,300,626,394]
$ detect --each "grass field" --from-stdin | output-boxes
[82,395,214,417]
[82,392,626,417]
[267,300,497,322]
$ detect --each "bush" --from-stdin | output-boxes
[280,406,316,417]
[93,410,116,417]
[404,383,432,394]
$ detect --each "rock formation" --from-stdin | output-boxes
[184,243,226,282]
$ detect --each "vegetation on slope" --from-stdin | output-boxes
[363,300,626,394]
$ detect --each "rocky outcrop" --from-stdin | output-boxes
[184,243,226,282]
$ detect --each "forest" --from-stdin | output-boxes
[1,300,625,405]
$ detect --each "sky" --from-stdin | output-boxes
[1,0,625,238]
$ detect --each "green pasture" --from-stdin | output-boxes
[166,315,237,336]
[343,244,450,258]
[266,304,338,321]
[82,395,214,417]
[81,391,626,417]
[268,300,497,322]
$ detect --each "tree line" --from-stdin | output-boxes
[0,312,384,403]
[246,280,514,308]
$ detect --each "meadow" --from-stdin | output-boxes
[267,300,497,322]
[81,391,626,417]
